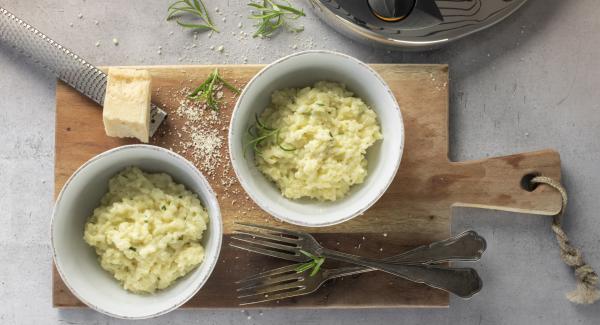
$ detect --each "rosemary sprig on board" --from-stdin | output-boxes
[167,0,219,32]
[188,68,240,110]
[244,114,296,157]
[295,250,325,277]
[248,0,305,38]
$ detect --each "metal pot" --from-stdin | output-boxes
[309,0,527,50]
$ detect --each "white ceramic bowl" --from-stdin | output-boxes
[51,145,222,319]
[229,50,404,227]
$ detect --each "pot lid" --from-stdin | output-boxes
[310,0,527,49]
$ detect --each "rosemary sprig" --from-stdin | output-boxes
[243,114,296,158]
[295,250,325,277]
[167,0,219,32]
[248,0,305,38]
[188,68,240,110]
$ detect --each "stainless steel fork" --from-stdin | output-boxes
[230,223,483,298]
[234,229,487,305]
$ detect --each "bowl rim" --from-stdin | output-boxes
[228,50,404,227]
[50,144,223,319]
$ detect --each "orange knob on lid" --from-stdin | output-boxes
[368,0,415,22]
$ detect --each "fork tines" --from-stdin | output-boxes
[229,222,309,263]
[236,264,309,305]
[231,223,317,304]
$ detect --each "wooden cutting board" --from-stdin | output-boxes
[53,64,562,309]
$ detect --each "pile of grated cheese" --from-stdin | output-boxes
[154,83,242,201]
[189,126,223,173]
[174,88,224,176]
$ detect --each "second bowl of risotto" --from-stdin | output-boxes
[51,145,222,319]
[229,51,404,227]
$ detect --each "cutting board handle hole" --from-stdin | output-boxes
[521,173,541,192]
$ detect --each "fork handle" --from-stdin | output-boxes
[321,249,482,298]
[385,230,486,264]
[323,230,485,278]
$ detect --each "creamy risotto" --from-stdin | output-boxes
[254,81,382,201]
[83,167,208,294]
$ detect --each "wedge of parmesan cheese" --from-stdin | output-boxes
[103,68,152,142]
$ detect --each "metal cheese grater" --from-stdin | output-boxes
[0,7,167,136]
[310,0,528,49]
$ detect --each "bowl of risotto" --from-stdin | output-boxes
[229,51,404,227]
[51,145,222,319]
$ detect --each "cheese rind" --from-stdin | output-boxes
[103,68,152,143]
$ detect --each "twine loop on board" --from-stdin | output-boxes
[530,176,599,304]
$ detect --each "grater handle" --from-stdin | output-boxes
[0,7,166,136]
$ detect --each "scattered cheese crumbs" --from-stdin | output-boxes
[383,233,388,237]
[210,45,215,50]
[217,45,224,52]
[112,38,119,45]
[69,22,73,27]
[238,22,243,28]
[94,20,99,25]
[95,41,100,47]
[77,13,83,19]
[222,17,227,22]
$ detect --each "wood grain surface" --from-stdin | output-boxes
[53,64,563,309]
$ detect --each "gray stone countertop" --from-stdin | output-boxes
[1,0,599,324]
